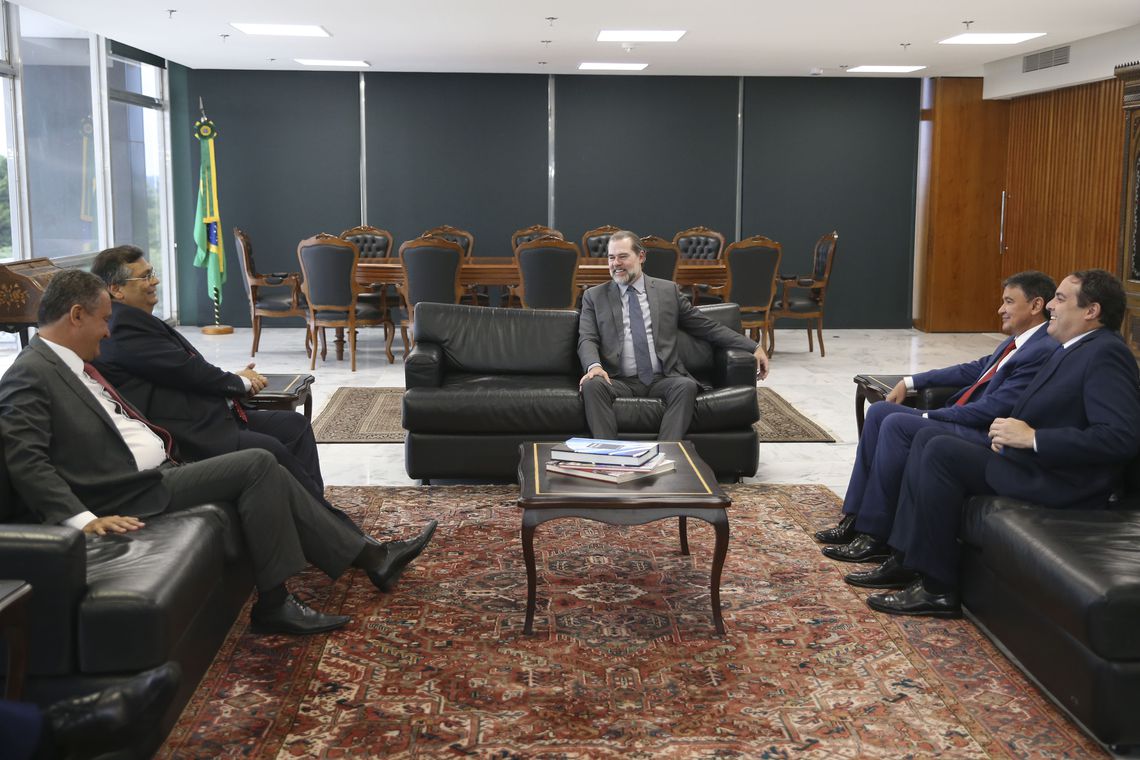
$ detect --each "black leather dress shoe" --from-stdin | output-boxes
[844,556,919,589]
[366,520,438,592]
[866,579,962,618]
[46,661,181,753]
[821,533,891,563]
[250,595,351,635]
[813,513,857,544]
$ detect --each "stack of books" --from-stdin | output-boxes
[545,438,674,484]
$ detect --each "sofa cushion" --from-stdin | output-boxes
[404,375,586,433]
[980,507,1140,660]
[614,386,759,434]
[79,509,226,673]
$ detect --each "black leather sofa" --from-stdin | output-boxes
[402,301,760,481]
[958,461,1140,753]
[0,441,252,756]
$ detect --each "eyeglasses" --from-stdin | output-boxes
[123,269,158,282]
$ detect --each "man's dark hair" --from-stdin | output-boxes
[90,245,146,287]
[37,270,108,326]
[609,230,644,254]
[1003,270,1056,316]
[1071,268,1127,332]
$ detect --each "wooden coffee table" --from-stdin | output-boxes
[517,441,730,635]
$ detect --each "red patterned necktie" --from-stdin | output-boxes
[954,340,1017,407]
[83,362,176,459]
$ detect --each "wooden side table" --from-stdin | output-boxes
[517,441,730,635]
[0,580,32,700]
[243,373,316,420]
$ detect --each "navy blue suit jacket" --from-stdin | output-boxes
[915,324,1058,428]
[94,302,247,462]
[987,328,1140,508]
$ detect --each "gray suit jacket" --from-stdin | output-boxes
[577,275,757,378]
[0,336,168,525]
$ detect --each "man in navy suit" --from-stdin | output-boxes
[815,271,1059,566]
[90,246,336,518]
[860,269,1140,617]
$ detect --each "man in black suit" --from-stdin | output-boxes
[0,271,435,635]
[89,245,334,516]
[856,269,1140,617]
[578,230,770,440]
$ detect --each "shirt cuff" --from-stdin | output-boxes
[587,363,601,372]
[922,412,929,419]
[64,511,97,531]
[1032,434,1038,453]
[904,376,915,391]
[238,375,252,392]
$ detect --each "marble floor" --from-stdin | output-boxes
[0,323,1005,500]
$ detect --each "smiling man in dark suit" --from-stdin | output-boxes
[815,271,1059,566]
[90,245,337,519]
[0,271,435,635]
[578,230,770,441]
[859,269,1140,617]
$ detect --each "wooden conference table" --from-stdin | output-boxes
[355,257,727,290]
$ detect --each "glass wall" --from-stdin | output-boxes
[0,79,16,262]
[17,7,100,258]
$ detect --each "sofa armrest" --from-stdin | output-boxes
[0,524,87,674]
[715,347,757,389]
[916,385,958,410]
[405,342,444,388]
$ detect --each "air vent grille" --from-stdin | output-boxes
[1023,46,1070,73]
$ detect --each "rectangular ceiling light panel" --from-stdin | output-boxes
[940,33,1046,45]
[596,30,686,42]
[295,59,370,67]
[579,62,649,71]
[845,65,926,73]
[231,23,329,37]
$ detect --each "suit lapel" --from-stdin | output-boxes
[30,339,122,435]
[643,276,662,331]
[1012,331,1094,414]
[605,281,624,347]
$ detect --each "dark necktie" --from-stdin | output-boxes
[626,287,655,385]
[83,362,176,459]
[954,340,1017,407]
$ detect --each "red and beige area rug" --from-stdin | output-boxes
[158,485,1101,759]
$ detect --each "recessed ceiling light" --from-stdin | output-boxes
[295,59,370,68]
[846,65,926,73]
[231,23,329,37]
[578,62,650,71]
[596,30,686,42]
[940,32,1046,45]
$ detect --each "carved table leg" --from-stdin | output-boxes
[709,509,730,635]
[522,515,538,635]
[679,515,690,555]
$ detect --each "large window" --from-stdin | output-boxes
[0,78,16,262]
[108,54,170,316]
[17,7,100,258]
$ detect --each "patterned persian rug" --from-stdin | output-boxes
[312,386,834,443]
[159,485,1101,759]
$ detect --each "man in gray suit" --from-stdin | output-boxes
[0,271,435,636]
[578,230,770,440]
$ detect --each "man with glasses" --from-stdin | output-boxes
[89,245,341,523]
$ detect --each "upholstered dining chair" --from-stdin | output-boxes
[672,226,726,304]
[340,225,396,328]
[512,224,563,251]
[296,233,385,371]
[772,230,839,357]
[639,235,681,282]
[234,227,307,358]
[513,236,581,309]
[580,224,621,259]
[421,224,474,258]
[717,235,782,353]
[398,236,465,358]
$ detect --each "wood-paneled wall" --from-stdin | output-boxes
[917,78,1010,331]
[1002,79,1124,281]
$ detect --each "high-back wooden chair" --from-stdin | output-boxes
[580,224,621,259]
[772,230,839,357]
[512,224,563,251]
[234,227,307,357]
[514,236,581,309]
[639,235,681,282]
[721,235,783,353]
[398,236,465,358]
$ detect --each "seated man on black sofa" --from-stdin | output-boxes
[578,230,770,440]
[854,269,1140,617]
[815,271,1058,565]
[0,271,435,636]
[89,245,344,523]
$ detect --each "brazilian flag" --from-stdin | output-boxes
[193,117,225,303]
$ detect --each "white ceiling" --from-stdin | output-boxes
[10,0,1140,78]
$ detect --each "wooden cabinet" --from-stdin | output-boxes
[1116,63,1140,359]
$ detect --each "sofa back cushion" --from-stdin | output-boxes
[413,302,582,376]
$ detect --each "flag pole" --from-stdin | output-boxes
[194,99,233,336]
